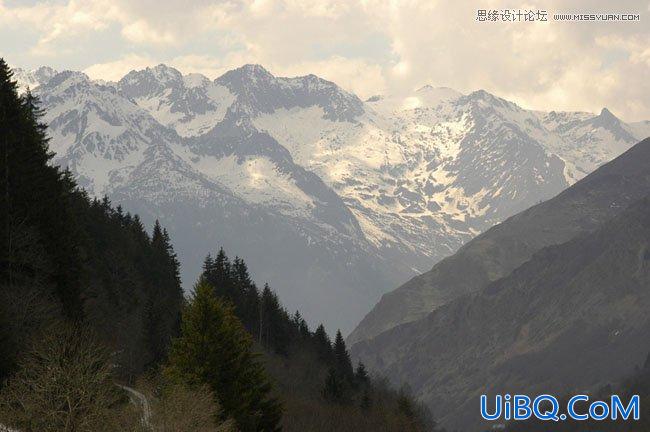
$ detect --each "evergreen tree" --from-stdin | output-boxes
[355,361,369,385]
[312,324,333,362]
[167,279,282,432]
[292,311,309,339]
[259,283,289,355]
[203,254,215,274]
[161,228,181,288]
[322,367,343,403]
[210,247,233,297]
[145,220,183,365]
[396,387,416,420]
[0,59,82,319]
[333,330,354,383]
[233,257,259,334]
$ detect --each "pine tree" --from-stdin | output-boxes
[259,283,289,355]
[151,220,163,244]
[396,387,416,420]
[360,386,372,410]
[145,220,183,365]
[166,279,282,432]
[211,247,233,296]
[292,310,309,339]
[0,58,82,319]
[258,283,270,345]
[322,367,343,403]
[332,330,354,383]
[203,254,215,274]
[355,361,369,385]
[313,324,333,362]
[162,228,181,286]
[233,257,259,334]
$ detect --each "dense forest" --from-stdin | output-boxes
[198,248,437,431]
[0,57,184,382]
[0,58,434,431]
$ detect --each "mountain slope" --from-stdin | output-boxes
[12,66,57,91]
[540,108,643,181]
[37,71,181,196]
[255,87,571,273]
[349,137,650,344]
[352,190,650,431]
[19,62,649,333]
[32,66,409,333]
[118,64,235,137]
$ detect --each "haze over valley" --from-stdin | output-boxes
[13,63,650,334]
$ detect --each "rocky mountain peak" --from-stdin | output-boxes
[13,65,59,91]
[42,70,91,92]
[217,64,276,89]
[589,106,637,143]
[118,64,183,99]
[183,72,210,88]
[464,89,512,110]
[150,63,183,83]
[20,61,650,337]
[594,107,620,126]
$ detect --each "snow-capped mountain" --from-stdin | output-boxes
[18,63,649,333]
[118,65,235,138]
[37,71,180,196]
[13,66,57,91]
[27,66,402,333]
[539,107,644,181]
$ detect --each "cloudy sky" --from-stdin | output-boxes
[1,0,649,120]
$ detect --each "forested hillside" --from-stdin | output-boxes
[0,58,433,431]
[195,248,437,431]
[0,58,184,382]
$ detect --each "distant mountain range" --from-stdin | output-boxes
[352,139,650,430]
[13,64,650,333]
[350,138,650,431]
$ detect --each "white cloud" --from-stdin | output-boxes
[274,56,387,99]
[121,20,177,46]
[3,0,650,120]
[84,54,157,81]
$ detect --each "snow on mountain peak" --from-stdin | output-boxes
[118,65,183,99]
[117,65,235,138]
[150,64,183,83]
[41,70,92,93]
[219,64,275,88]
[18,61,650,333]
[364,85,463,118]
[13,65,58,91]
[215,64,364,121]
[465,89,515,110]
[183,73,210,88]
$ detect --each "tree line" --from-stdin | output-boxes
[198,248,436,431]
[0,58,183,382]
[0,57,436,432]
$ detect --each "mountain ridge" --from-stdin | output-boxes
[349,136,650,343]
[13,63,650,333]
[352,181,650,431]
